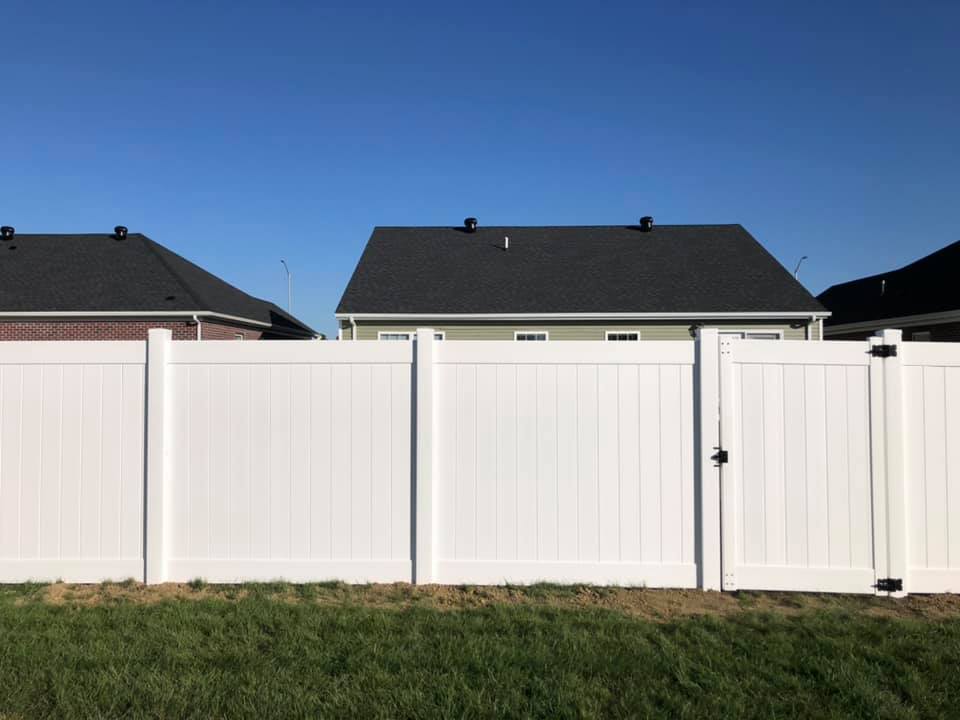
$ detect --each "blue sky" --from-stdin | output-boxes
[2,1,958,337]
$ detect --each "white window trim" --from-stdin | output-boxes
[377,331,446,341]
[514,330,550,341]
[605,330,641,341]
[719,329,785,340]
[234,333,245,341]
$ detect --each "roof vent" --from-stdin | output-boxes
[0,226,14,240]
[639,216,654,232]
[464,217,478,233]
[114,225,128,240]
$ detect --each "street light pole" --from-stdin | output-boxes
[793,255,808,280]
[280,259,292,312]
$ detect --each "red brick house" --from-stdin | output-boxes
[0,226,317,341]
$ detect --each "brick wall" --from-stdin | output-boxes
[200,321,263,341]
[0,319,264,341]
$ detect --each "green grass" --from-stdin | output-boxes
[0,586,958,718]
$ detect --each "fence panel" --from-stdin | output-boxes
[902,342,960,593]
[165,341,414,583]
[432,341,697,586]
[0,343,146,582]
[720,339,879,593]
[3,332,960,593]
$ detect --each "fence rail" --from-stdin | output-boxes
[0,329,958,595]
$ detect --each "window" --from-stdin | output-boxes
[377,331,445,341]
[514,331,549,341]
[234,333,245,340]
[606,331,640,341]
[719,330,784,340]
[912,331,932,341]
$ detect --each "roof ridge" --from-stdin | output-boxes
[372,223,743,230]
[138,235,206,309]
[822,238,960,292]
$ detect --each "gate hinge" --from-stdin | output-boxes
[875,577,903,593]
[712,448,729,465]
[870,344,898,358]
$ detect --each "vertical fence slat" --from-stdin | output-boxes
[556,366,579,562]
[19,366,43,560]
[536,365,559,562]
[39,366,63,559]
[596,365,619,562]
[309,365,332,560]
[414,328,436,583]
[660,365,684,566]
[718,336,739,590]
[617,364,641,563]
[475,365,498,561]
[696,328,722,590]
[880,330,908,596]
[145,329,171,583]
[496,364,519,561]
[228,365,252,559]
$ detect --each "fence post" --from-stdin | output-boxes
[717,334,739,591]
[145,329,171,584]
[695,328,722,590]
[414,328,437,584]
[878,329,908,597]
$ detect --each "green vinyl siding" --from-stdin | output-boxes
[342,319,814,341]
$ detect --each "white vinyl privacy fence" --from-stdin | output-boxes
[431,341,696,586]
[1,328,959,595]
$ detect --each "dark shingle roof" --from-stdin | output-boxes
[337,224,826,315]
[0,233,316,337]
[818,239,960,326]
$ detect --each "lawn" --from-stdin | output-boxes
[1,583,959,719]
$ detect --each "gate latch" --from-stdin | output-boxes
[875,578,903,593]
[712,448,729,466]
[870,344,898,358]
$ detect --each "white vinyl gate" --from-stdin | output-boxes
[718,338,883,593]
[718,331,960,595]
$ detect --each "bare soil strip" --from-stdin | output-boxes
[14,582,960,621]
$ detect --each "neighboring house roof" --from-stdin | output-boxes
[337,224,827,316]
[0,232,316,337]
[818,239,960,326]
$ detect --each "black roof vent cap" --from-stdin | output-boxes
[639,216,654,232]
[464,217,478,233]
[114,225,128,240]
[0,226,14,240]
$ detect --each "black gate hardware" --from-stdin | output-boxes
[875,578,903,593]
[870,344,898,358]
[712,448,729,466]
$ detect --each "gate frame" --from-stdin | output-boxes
[717,331,909,596]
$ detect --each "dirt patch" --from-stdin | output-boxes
[17,581,960,621]
[35,581,250,607]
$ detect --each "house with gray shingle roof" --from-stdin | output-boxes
[0,225,317,341]
[818,238,960,342]
[336,218,829,341]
